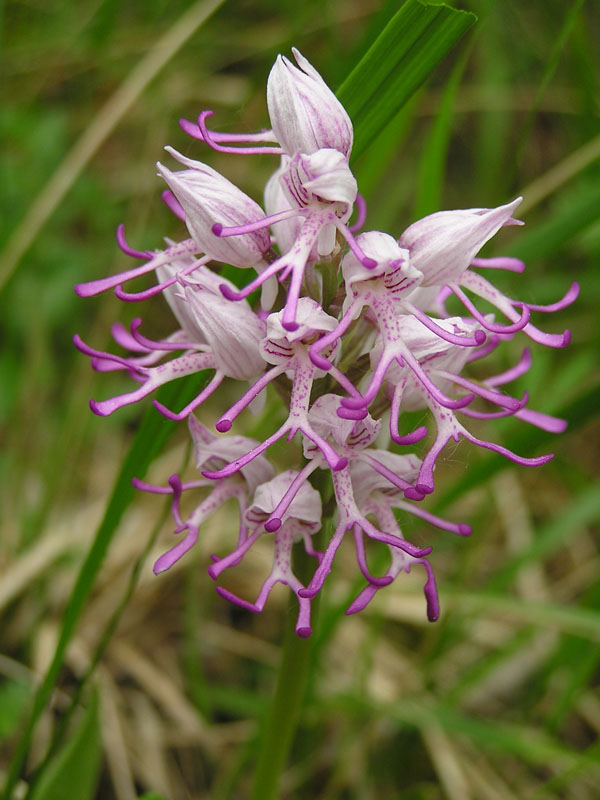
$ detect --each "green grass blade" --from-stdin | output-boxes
[1,374,209,800]
[511,179,600,263]
[335,695,598,771]
[338,0,476,161]
[514,0,587,173]
[441,590,600,642]
[0,682,30,743]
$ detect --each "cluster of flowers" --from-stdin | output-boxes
[75,50,577,636]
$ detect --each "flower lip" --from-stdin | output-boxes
[189,416,274,495]
[245,469,322,531]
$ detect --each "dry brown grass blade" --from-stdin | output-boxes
[99,672,138,800]
[107,639,214,749]
[421,722,472,800]
[0,0,226,293]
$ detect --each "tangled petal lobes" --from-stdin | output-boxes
[197,110,284,155]
[153,371,224,421]
[89,352,215,417]
[75,239,198,297]
[460,271,571,348]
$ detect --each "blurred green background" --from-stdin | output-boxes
[1,0,599,798]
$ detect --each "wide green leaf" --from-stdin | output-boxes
[27,693,101,800]
[338,0,476,160]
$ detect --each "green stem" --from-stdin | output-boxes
[249,544,319,800]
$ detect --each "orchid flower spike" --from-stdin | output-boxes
[74,45,574,635]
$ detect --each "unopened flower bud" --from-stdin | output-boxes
[267,48,353,158]
[157,148,270,267]
[184,284,266,380]
[399,198,523,286]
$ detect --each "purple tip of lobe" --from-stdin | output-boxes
[116,223,150,260]
[426,601,439,623]
[334,456,349,471]
[474,330,487,344]
[212,223,224,237]
[423,564,440,622]
[89,399,109,417]
[391,425,428,445]
[179,117,203,139]
[219,283,242,301]
[415,482,434,496]
[337,405,368,420]
[215,419,232,433]
[345,590,374,615]
[362,257,378,270]
[264,518,281,532]
[282,319,300,332]
[458,523,472,536]
[339,395,367,410]
[404,487,426,502]
[309,350,332,371]
[296,626,312,638]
